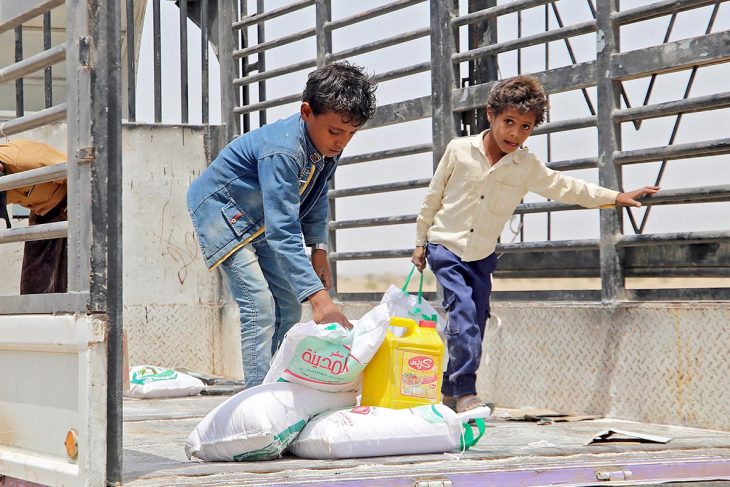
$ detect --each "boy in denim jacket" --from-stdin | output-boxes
[411,76,659,412]
[188,62,376,388]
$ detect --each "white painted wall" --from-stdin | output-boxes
[121,124,241,379]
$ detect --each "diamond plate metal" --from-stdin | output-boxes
[477,302,730,431]
[124,304,218,374]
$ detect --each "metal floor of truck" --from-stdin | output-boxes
[123,395,730,486]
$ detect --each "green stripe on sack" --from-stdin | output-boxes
[231,420,308,461]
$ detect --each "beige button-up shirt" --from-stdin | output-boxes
[415,130,620,262]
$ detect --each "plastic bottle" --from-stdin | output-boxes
[361,316,444,409]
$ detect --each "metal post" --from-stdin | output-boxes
[430,0,460,169]
[202,0,210,124]
[218,0,240,139]
[126,0,136,122]
[239,0,250,133]
[596,0,625,301]
[14,26,24,118]
[256,0,267,125]
[153,0,162,122]
[430,0,460,303]
[43,11,53,108]
[66,0,122,481]
[180,0,189,123]
[314,0,337,294]
[315,0,331,68]
[467,0,497,134]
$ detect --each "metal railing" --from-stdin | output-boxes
[229,0,730,302]
[0,0,123,482]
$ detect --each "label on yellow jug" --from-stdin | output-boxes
[400,351,439,399]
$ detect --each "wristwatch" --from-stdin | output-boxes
[311,242,328,252]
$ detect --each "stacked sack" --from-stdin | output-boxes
[185,303,390,461]
[185,302,487,462]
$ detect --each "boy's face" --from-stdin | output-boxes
[486,106,537,157]
[301,103,361,158]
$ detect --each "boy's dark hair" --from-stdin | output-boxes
[302,61,377,127]
[487,75,548,127]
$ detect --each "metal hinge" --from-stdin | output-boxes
[596,469,633,481]
[414,481,453,487]
[77,146,97,164]
[79,36,91,67]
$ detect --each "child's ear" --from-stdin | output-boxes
[300,102,314,121]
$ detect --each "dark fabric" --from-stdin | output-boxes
[426,243,497,397]
[0,190,9,229]
[20,198,67,294]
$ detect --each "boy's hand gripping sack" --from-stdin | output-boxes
[263,303,390,392]
[185,381,356,462]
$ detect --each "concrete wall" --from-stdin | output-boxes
[121,124,242,379]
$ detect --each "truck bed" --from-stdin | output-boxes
[123,396,730,486]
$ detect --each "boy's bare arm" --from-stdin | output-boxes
[615,185,660,207]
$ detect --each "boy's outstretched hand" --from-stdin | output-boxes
[411,246,426,272]
[616,186,660,207]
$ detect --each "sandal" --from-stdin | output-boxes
[442,395,457,411]
[455,394,493,414]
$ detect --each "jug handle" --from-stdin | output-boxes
[389,316,418,336]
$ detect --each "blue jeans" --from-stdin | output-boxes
[219,239,302,388]
[426,243,497,398]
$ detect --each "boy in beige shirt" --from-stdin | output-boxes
[411,76,659,413]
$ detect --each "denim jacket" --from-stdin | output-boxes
[187,113,338,302]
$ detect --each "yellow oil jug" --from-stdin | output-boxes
[361,316,444,409]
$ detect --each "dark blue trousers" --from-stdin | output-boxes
[426,243,497,398]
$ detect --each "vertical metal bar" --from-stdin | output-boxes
[596,0,625,301]
[66,4,91,297]
[126,0,136,122]
[256,0,267,125]
[202,0,210,124]
[430,0,460,169]
[239,0,250,133]
[43,11,53,108]
[15,26,24,118]
[517,10,522,75]
[431,0,460,306]
[517,9,524,242]
[66,0,123,481]
[315,0,337,294]
[315,0,332,68]
[545,3,551,240]
[153,0,162,123]
[467,0,497,135]
[219,0,240,139]
[180,0,189,123]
